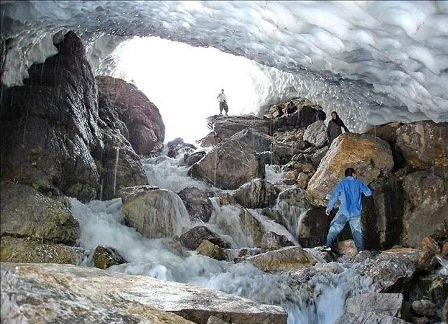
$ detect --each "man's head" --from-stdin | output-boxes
[221,89,224,93]
[345,167,356,177]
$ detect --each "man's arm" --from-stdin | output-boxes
[359,181,372,197]
[326,182,341,215]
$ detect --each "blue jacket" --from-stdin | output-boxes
[326,176,372,218]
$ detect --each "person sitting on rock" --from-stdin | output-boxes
[217,89,228,116]
[326,111,350,144]
[286,100,297,114]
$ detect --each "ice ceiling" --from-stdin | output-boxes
[2,1,448,132]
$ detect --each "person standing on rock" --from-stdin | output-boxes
[323,168,372,252]
[326,111,350,144]
[217,89,228,116]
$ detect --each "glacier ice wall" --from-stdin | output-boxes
[2,1,448,131]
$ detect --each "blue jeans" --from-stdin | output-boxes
[325,210,364,251]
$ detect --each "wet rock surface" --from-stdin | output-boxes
[93,245,127,269]
[1,263,288,324]
[178,187,214,222]
[233,179,279,209]
[96,76,165,155]
[180,226,231,250]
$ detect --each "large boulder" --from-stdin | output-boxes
[1,31,102,201]
[189,129,266,190]
[306,133,394,206]
[1,183,79,244]
[303,120,327,147]
[167,137,196,159]
[96,76,165,155]
[92,245,127,269]
[343,292,404,317]
[120,185,190,239]
[401,170,448,247]
[1,263,287,324]
[233,179,279,209]
[396,121,448,170]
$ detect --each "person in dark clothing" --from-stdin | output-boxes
[323,168,372,252]
[286,100,297,114]
[276,105,284,118]
[326,111,350,144]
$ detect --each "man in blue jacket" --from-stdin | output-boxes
[323,167,372,252]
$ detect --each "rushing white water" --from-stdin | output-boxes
[68,152,377,323]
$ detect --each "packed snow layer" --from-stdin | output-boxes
[2,1,448,130]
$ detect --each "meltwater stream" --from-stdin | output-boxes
[68,154,373,324]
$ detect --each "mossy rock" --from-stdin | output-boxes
[1,236,84,264]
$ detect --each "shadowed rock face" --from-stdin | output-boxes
[1,263,288,324]
[0,31,102,201]
[96,76,165,155]
[396,121,448,170]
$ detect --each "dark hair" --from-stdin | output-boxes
[331,111,343,126]
[345,168,355,177]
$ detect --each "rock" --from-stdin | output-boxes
[367,122,403,143]
[240,209,265,247]
[95,128,148,200]
[96,76,165,155]
[303,120,327,147]
[178,187,214,222]
[184,151,206,167]
[296,172,309,189]
[1,183,79,244]
[411,299,436,317]
[96,81,150,199]
[297,207,329,248]
[443,297,448,322]
[306,133,394,206]
[260,232,295,251]
[336,239,358,256]
[233,179,279,208]
[246,246,316,272]
[120,185,190,239]
[273,128,309,161]
[282,170,298,185]
[402,170,448,248]
[207,115,273,140]
[443,243,448,256]
[189,129,265,190]
[207,315,228,324]
[1,237,84,264]
[344,292,404,317]
[93,246,127,269]
[1,31,102,201]
[336,312,409,324]
[272,105,319,132]
[1,263,287,324]
[259,151,282,166]
[197,132,221,148]
[420,236,441,254]
[180,226,231,250]
[196,240,226,261]
[396,121,448,170]
[361,250,417,292]
[167,137,196,158]
[361,175,405,250]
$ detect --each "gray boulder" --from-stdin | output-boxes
[179,226,231,250]
[121,185,190,239]
[92,246,127,269]
[246,246,316,272]
[178,187,214,222]
[303,120,327,147]
[189,129,266,190]
[207,115,272,140]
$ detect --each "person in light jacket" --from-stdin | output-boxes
[326,111,350,144]
[217,89,228,116]
[323,168,372,252]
